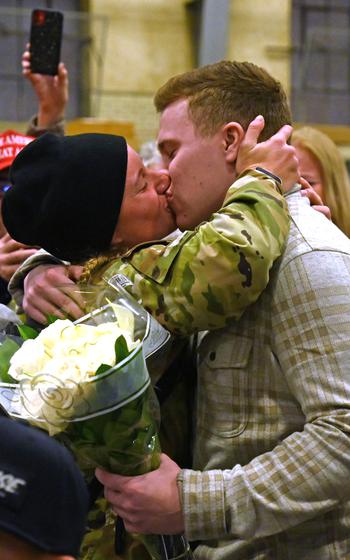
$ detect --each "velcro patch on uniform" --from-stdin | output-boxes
[109,274,134,289]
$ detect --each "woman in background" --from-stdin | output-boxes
[292,126,350,237]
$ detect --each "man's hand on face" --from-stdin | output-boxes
[236,115,300,192]
[299,176,332,220]
[95,454,185,535]
[23,264,84,325]
[0,234,37,282]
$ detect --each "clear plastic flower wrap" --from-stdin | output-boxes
[0,282,192,560]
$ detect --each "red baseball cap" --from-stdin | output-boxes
[0,130,34,172]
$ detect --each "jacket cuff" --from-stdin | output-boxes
[177,468,227,541]
[26,115,65,137]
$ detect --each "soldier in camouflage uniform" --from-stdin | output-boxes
[93,167,289,336]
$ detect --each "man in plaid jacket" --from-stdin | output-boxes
[99,180,350,560]
[97,62,350,559]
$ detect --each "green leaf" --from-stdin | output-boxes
[46,314,60,325]
[94,363,112,377]
[0,338,20,383]
[114,335,130,364]
[17,324,39,340]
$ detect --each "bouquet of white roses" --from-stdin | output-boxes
[0,283,191,560]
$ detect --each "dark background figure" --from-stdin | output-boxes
[0,417,89,560]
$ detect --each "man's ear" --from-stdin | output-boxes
[222,122,245,163]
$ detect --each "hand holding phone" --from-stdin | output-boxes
[29,9,63,76]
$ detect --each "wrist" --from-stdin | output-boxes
[254,166,282,186]
[38,108,65,129]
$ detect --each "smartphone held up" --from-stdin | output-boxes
[29,9,64,76]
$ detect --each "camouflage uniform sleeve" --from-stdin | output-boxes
[8,249,67,312]
[104,170,290,335]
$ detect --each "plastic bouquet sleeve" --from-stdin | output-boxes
[0,282,192,560]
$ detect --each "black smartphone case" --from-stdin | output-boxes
[30,9,63,76]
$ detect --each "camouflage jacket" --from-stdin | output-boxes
[102,169,289,335]
[9,169,290,335]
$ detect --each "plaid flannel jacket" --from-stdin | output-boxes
[178,187,350,559]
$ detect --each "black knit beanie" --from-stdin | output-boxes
[2,132,128,263]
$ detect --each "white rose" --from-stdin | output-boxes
[9,338,48,380]
[8,315,140,432]
[9,318,138,383]
[37,319,73,352]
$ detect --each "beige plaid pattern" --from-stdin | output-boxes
[179,189,350,559]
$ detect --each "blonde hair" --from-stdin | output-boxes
[154,60,292,141]
[292,127,350,237]
[80,249,125,285]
